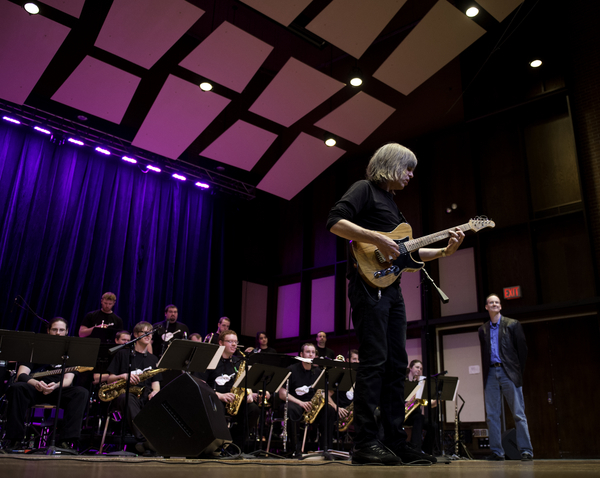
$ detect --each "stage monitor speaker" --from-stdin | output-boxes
[501,428,521,460]
[133,373,231,457]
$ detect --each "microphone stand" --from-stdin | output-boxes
[420,266,449,460]
[107,326,157,456]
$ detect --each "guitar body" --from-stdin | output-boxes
[352,223,423,289]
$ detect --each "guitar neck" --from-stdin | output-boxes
[405,223,471,252]
[32,366,80,379]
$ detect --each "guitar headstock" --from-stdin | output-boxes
[468,217,495,232]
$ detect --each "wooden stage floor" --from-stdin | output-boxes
[1,456,599,478]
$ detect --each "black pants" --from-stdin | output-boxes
[349,276,408,449]
[113,390,151,440]
[230,401,261,450]
[5,382,88,441]
[286,402,336,452]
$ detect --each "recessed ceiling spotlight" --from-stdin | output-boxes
[529,59,542,68]
[77,114,88,121]
[23,3,40,14]
[199,82,213,92]
[349,67,363,87]
[216,166,225,172]
[324,133,337,147]
[466,7,479,17]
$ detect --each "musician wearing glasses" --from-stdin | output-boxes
[201,330,261,451]
[327,143,464,465]
[479,294,533,461]
[105,321,162,450]
[1,318,88,452]
[78,292,123,339]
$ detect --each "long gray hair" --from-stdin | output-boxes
[366,143,417,185]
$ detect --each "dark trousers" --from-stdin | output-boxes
[5,382,89,441]
[113,391,150,440]
[230,401,261,450]
[286,402,336,452]
[349,276,408,449]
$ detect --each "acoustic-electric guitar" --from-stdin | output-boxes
[351,217,495,289]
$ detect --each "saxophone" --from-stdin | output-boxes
[405,377,428,419]
[338,401,354,432]
[303,389,325,424]
[225,351,249,416]
[98,368,167,402]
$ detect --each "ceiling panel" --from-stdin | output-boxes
[249,57,345,127]
[95,0,204,69]
[52,56,141,124]
[179,22,274,94]
[306,0,407,59]
[477,0,524,22]
[0,2,70,105]
[200,120,278,171]
[314,91,396,145]
[239,0,312,27]
[132,75,230,159]
[373,0,486,96]
[257,132,345,200]
[44,0,85,18]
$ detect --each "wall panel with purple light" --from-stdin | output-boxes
[439,248,478,316]
[310,276,335,335]
[275,282,301,339]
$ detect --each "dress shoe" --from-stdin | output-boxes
[486,453,505,461]
[351,441,402,465]
[390,442,436,464]
[521,453,533,461]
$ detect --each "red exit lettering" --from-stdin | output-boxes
[503,286,521,300]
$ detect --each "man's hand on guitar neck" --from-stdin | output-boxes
[420,227,465,261]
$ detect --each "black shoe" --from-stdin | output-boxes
[57,441,79,455]
[486,453,505,461]
[135,441,156,457]
[391,443,436,464]
[352,442,402,465]
[521,453,533,461]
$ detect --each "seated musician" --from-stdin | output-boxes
[105,321,161,451]
[204,316,230,344]
[329,349,359,428]
[244,331,277,354]
[1,318,89,452]
[202,330,261,451]
[279,343,335,457]
[404,359,436,454]
[93,330,131,385]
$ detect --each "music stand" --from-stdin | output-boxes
[237,357,291,458]
[157,339,223,373]
[426,375,459,458]
[309,358,358,460]
[0,331,100,455]
[89,327,121,344]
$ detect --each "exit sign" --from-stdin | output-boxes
[504,286,521,300]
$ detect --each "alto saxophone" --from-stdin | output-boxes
[338,401,354,432]
[303,389,325,424]
[226,351,249,416]
[98,368,167,402]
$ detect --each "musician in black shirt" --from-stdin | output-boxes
[78,292,123,340]
[2,318,88,451]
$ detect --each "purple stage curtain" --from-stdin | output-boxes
[0,122,226,336]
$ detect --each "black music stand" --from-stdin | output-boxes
[426,375,459,458]
[0,330,100,455]
[239,357,291,458]
[157,339,222,374]
[310,358,358,460]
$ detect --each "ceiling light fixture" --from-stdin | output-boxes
[172,173,186,181]
[529,59,542,68]
[349,67,363,87]
[199,82,213,92]
[3,116,21,124]
[195,182,210,189]
[466,7,479,17]
[147,165,161,173]
[34,126,51,135]
[324,133,337,147]
[95,146,110,155]
[122,156,137,164]
[68,138,84,146]
[23,2,40,14]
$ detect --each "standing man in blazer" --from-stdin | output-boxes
[478,294,533,461]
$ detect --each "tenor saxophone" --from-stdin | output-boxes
[98,368,167,402]
[303,389,325,424]
[338,401,354,432]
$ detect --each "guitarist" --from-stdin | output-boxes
[1,317,89,451]
[327,143,464,465]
